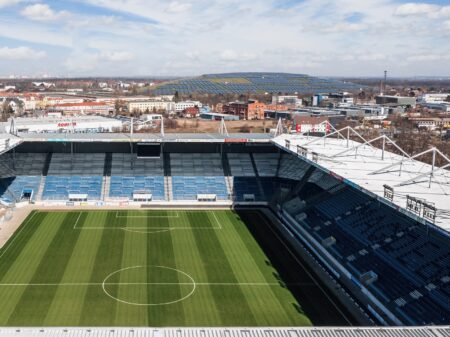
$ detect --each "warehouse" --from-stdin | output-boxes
[3,116,123,133]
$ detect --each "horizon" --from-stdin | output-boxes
[1,0,450,78]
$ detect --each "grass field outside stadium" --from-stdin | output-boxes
[0,209,317,327]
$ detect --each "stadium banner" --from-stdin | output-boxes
[224,138,248,143]
[66,201,75,206]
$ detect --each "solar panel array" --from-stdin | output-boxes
[152,73,362,95]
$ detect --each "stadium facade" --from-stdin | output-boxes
[0,128,449,331]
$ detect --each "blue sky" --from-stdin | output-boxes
[0,0,449,77]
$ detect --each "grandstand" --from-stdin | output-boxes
[152,72,362,95]
[0,129,449,331]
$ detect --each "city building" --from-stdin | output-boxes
[3,116,122,133]
[51,102,114,115]
[222,100,266,120]
[128,100,175,113]
[420,93,450,104]
[292,116,330,133]
[174,101,202,112]
[375,95,416,107]
[272,95,302,107]
[408,117,450,131]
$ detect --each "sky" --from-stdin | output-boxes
[0,0,450,77]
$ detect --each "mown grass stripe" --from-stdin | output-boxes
[7,212,84,326]
[188,211,257,326]
[43,212,105,325]
[146,211,185,326]
[170,212,223,326]
[0,212,56,325]
[113,210,148,326]
[78,211,125,326]
[219,211,304,326]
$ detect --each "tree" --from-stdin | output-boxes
[114,99,122,115]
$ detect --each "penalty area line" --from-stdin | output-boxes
[115,211,180,218]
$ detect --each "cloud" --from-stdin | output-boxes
[0,46,46,59]
[2,0,450,76]
[0,0,24,8]
[395,2,450,17]
[21,3,69,21]
[96,51,135,62]
[166,1,191,13]
[220,49,256,62]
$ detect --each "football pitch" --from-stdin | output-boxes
[0,209,350,327]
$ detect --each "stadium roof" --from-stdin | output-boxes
[274,128,450,232]
[152,72,362,95]
[0,327,449,337]
[14,132,273,143]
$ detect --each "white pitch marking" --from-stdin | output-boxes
[0,282,296,287]
[102,265,197,306]
[72,212,83,229]
[211,211,222,229]
[115,211,179,218]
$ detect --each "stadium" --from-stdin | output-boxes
[0,123,449,337]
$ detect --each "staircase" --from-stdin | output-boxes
[101,153,113,201]
[102,176,111,201]
[42,153,53,176]
[163,152,172,201]
[224,176,234,200]
[221,152,233,200]
[249,153,266,200]
[165,176,173,201]
[35,176,46,201]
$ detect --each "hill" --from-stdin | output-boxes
[151,72,363,95]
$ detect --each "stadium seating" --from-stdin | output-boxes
[47,153,105,176]
[42,153,105,200]
[109,176,165,200]
[42,176,102,200]
[9,153,47,175]
[0,176,42,201]
[253,153,279,177]
[170,153,228,200]
[232,177,262,201]
[278,153,311,180]
[109,153,165,200]
[284,183,450,325]
[227,153,255,177]
[172,176,228,200]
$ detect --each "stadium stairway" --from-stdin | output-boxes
[221,152,234,197]
[163,152,172,201]
[35,152,52,201]
[249,153,266,200]
[165,176,173,201]
[35,176,46,201]
[102,153,112,201]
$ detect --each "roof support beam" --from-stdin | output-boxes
[372,146,449,176]
[396,162,450,188]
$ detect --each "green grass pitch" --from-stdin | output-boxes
[0,210,312,327]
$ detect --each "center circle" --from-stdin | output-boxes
[102,265,196,306]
